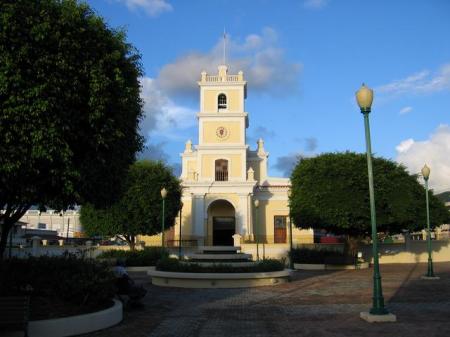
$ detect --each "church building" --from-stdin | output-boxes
[168,64,313,248]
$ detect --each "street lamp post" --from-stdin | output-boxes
[179,202,183,260]
[421,164,438,279]
[66,218,70,243]
[161,188,167,249]
[288,189,294,269]
[289,216,294,269]
[254,199,260,261]
[59,211,64,239]
[356,84,394,321]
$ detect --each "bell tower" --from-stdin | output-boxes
[187,64,248,182]
[198,65,247,145]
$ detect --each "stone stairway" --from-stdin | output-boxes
[185,246,256,267]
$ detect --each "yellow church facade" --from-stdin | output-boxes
[167,64,313,248]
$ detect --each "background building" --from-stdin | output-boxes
[18,209,82,239]
[141,64,313,247]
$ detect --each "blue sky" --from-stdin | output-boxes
[87,0,450,191]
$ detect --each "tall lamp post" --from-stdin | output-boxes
[289,216,294,270]
[161,187,167,249]
[66,218,70,243]
[356,84,395,322]
[254,199,260,261]
[179,202,183,260]
[288,189,294,269]
[421,164,438,279]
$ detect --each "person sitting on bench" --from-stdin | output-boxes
[112,260,147,302]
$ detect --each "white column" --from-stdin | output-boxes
[247,194,253,236]
[238,194,249,236]
[193,194,205,237]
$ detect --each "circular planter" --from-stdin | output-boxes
[294,262,369,270]
[28,299,122,337]
[147,267,291,288]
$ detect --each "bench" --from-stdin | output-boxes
[0,296,30,337]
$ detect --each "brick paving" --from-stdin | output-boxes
[84,262,450,337]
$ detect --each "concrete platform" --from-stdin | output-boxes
[87,262,450,337]
[147,267,291,288]
[180,261,257,267]
[198,246,240,253]
[421,275,440,280]
[360,311,397,323]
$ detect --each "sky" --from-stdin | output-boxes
[86,0,450,192]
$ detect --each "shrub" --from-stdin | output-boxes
[156,257,285,273]
[290,247,354,264]
[97,247,168,266]
[0,254,115,308]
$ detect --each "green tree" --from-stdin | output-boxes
[289,152,449,240]
[80,161,182,250]
[0,0,143,258]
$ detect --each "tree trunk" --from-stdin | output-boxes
[122,234,136,251]
[343,235,360,259]
[129,235,136,251]
[0,223,11,260]
[0,205,30,260]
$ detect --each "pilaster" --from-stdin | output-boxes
[192,194,206,238]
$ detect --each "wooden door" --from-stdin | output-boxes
[274,216,287,243]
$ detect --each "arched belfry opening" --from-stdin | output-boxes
[207,200,235,246]
[218,93,227,110]
[215,159,228,181]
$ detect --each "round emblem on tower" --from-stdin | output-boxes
[216,126,229,140]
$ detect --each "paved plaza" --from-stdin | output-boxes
[85,262,450,337]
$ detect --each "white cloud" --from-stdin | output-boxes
[399,106,413,115]
[139,77,196,136]
[139,28,301,143]
[396,125,450,191]
[157,27,302,96]
[117,0,172,17]
[377,64,450,96]
[396,138,414,153]
[304,0,329,9]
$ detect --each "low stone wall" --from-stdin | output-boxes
[361,240,450,264]
[240,243,290,260]
[240,240,450,264]
[8,245,133,259]
[294,262,369,270]
[8,239,450,264]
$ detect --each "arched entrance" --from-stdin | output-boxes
[208,200,235,246]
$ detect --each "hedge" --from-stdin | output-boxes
[97,247,168,266]
[0,254,115,308]
[156,257,285,273]
[289,247,355,264]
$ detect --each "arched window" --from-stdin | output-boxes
[218,94,227,110]
[215,159,228,181]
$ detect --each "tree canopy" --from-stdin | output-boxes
[0,0,143,257]
[289,152,449,237]
[80,160,182,250]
